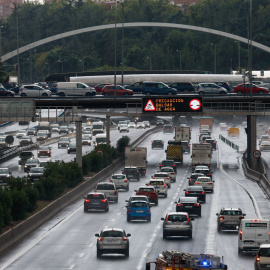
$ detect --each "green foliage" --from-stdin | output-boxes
[0,204,4,233]
[23,186,39,212]
[117,136,130,154]
[10,189,29,221]
[0,188,12,227]
[41,174,64,201]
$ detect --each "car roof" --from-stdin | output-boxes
[221,207,242,211]
[167,212,189,216]
[102,228,124,232]
[180,197,198,202]
[187,186,204,190]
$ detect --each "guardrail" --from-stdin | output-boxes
[219,134,240,152]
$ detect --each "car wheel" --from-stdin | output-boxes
[115,198,118,203]
[145,92,151,96]
[199,211,201,217]
[41,93,48,97]
[85,92,91,96]
[217,225,221,233]
[163,231,167,239]
[127,216,130,222]
[20,93,27,97]
[258,90,264,94]
[137,177,140,181]
[164,193,167,198]
[148,216,151,222]
[104,92,109,96]
[237,90,242,95]
[189,231,193,239]
[238,248,243,255]
[105,208,109,212]
[124,92,129,96]
[126,186,129,191]
[97,248,102,258]
[220,91,226,95]
[198,91,204,96]
[84,208,88,213]
[155,200,158,206]
[59,92,65,97]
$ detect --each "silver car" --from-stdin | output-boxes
[19,84,52,97]
[109,174,129,191]
[95,182,118,203]
[197,83,227,95]
[95,228,131,258]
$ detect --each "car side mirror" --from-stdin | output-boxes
[126,233,131,237]
[183,189,186,191]
[125,200,128,202]
[190,218,194,221]
[134,190,137,192]
[243,213,246,216]
[95,234,100,237]
[125,206,127,208]
[216,213,219,216]
[161,218,164,220]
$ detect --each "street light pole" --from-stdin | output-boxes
[79,59,84,72]
[16,10,20,84]
[0,25,3,61]
[146,56,152,70]
[248,0,253,95]
[114,0,118,97]
[211,43,216,74]
[121,1,124,85]
[176,50,182,70]
[58,60,63,73]
[235,41,241,73]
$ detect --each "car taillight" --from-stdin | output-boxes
[122,237,128,241]
[207,174,211,176]
[170,172,175,175]
[114,190,117,194]
[124,180,128,182]
[186,191,189,194]
[165,215,169,221]
[98,237,103,241]
[239,230,242,240]
[195,182,201,185]
[101,199,107,203]
[84,199,90,203]
[164,184,166,187]
[186,215,190,222]
[201,191,205,194]
[152,177,156,179]
[194,204,200,207]
[219,216,224,221]
[239,216,244,220]
[172,165,176,167]
[256,255,260,262]
[165,177,169,180]
[179,203,183,206]
[207,183,212,185]
[109,180,113,182]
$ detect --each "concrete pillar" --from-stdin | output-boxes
[106,115,110,145]
[246,115,257,169]
[75,120,82,168]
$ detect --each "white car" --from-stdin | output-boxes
[152,171,171,188]
[136,122,145,129]
[82,136,91,146]
[119,124,129,133]
[16,130,27,138]
[148,179,168,197]
[260,141,270,151]
[259,135,270,145]
[194,176,215,193]
[109,173,129,191]
[128,122,136,128]
[160,166,176,183]
[19,84,52,97]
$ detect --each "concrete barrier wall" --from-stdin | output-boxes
[0,126,161,254]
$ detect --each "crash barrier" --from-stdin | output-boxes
[242,150,270,199]
[219,134,239,152]
[0,126,160,254]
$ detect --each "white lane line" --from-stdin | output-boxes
[88,243,94,248]
[69,265,75,269]
[117,212,121,215]
[79,253,84,258]
[111,218,116,221]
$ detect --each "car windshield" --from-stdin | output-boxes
[131,202,147,208]
[197,177,211,182]
[102,231,124,237]
[26,159,38,164]
[188,186,203,191]
[154,173,167,177]
[222,210,242,215]
[161,168,173,172]
[149,181,164,185]
[0,168,8,173]
[20,152,32,157]
[180,197,197,203]
[112,175,125,179]
[131,197,147,202]
[139,188,154,192]
[97,184,114,190]
[30,167,44,173]
[87,194,105,199]
[124,168,137,172]
[258,248,270,257]
[167,215,187,222]
[38,132,47,136]
[39,146,49,150]
[59,138,69,142]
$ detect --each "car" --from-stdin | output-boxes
[50,124,60,133]
[0,168,12,183]
[94,83,112,93]
[219,123,228,131]
[119,124,129,133]
[82,136,91,146]
[135,185,158,205]
[260,141,270,151]
[0,87,15,97]
[18,151,34,165]
[68,123,76,132]
[38,146,51,157]
[196,83,227,95]
[122,167,140,181]
[136,122,145,129]
[151,139,164,149]
[117,120,128,130]
[101,85,133,96]
[36,131,49,141]
[125,195,150,207]
[95,228,130,258]
[27,128,37,136]
[19,84,52,97]
[143,121,150,128]
[175,197,201,217]
[109,173,129,191]
[83,124,93,132]
[95,182,118,203]
[67,143,76,154]
[126,200,151,222]
[194,176,215,193]
[259,135,270,145]
[142,81,177,96]
[214,82,232,91]
[27,167,45,182]
[160,166,176,182]
[216,207,246,232]
[18,120,30,125]
[82,131,92,139]
[59,125,69,134]
[148,179,168,197]
[205,138,217,150]
[58,137,71,148]
[83,192,109,212]
[254,244,270,270]
[128,122,136,128]
[151,171,171,188]
[16,130,27,138]
[161,212,194,239]
[181,141,191,153]
[187,173,204,186]
[168,82,195,93]
[193,167,212,179]
[200,128,211,135]
[124,81,144,93]
[156,119,164,126]
[184,186,206,203]
[19,135,33,146]
[163,124,174,133]
[39,159,50,168]
[24,158,40,172]
[159,159,177,173]
[233,83,269,95]
[199,133,211,142]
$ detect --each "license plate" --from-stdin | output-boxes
[127,175,133,177]
[185,206,192,208]
[92,203,99,205]
[136,210,144,213]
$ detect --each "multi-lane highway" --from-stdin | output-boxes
[0,117,270,270]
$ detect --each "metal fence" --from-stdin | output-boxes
[219,134,240,152]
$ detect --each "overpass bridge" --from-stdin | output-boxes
[0,95,268,170]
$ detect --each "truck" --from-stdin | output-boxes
[92,121,105,136]
[200,117,213,131]
[125,147,147,176]
[146,250,228,270]
[191,143,212,169]
[165,140,183,163]
[38,121,50,131]
[175,126,191,142]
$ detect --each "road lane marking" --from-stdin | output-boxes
[88,243,94,248]
[79,253,84,258]
[68,265,75,269]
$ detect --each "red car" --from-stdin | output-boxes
[94,83,111,93]
[233,83,269,94]
[102,85,133,96]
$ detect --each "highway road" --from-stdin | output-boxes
[0,117,270,270]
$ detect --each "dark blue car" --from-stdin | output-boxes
[126,201,151,222]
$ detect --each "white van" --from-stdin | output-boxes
[93,134,107,146]
[56,82,96,97]
[238,219,270,254]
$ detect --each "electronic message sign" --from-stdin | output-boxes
[142,97,203,113]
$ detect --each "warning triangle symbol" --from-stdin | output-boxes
[144,99,156,111]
